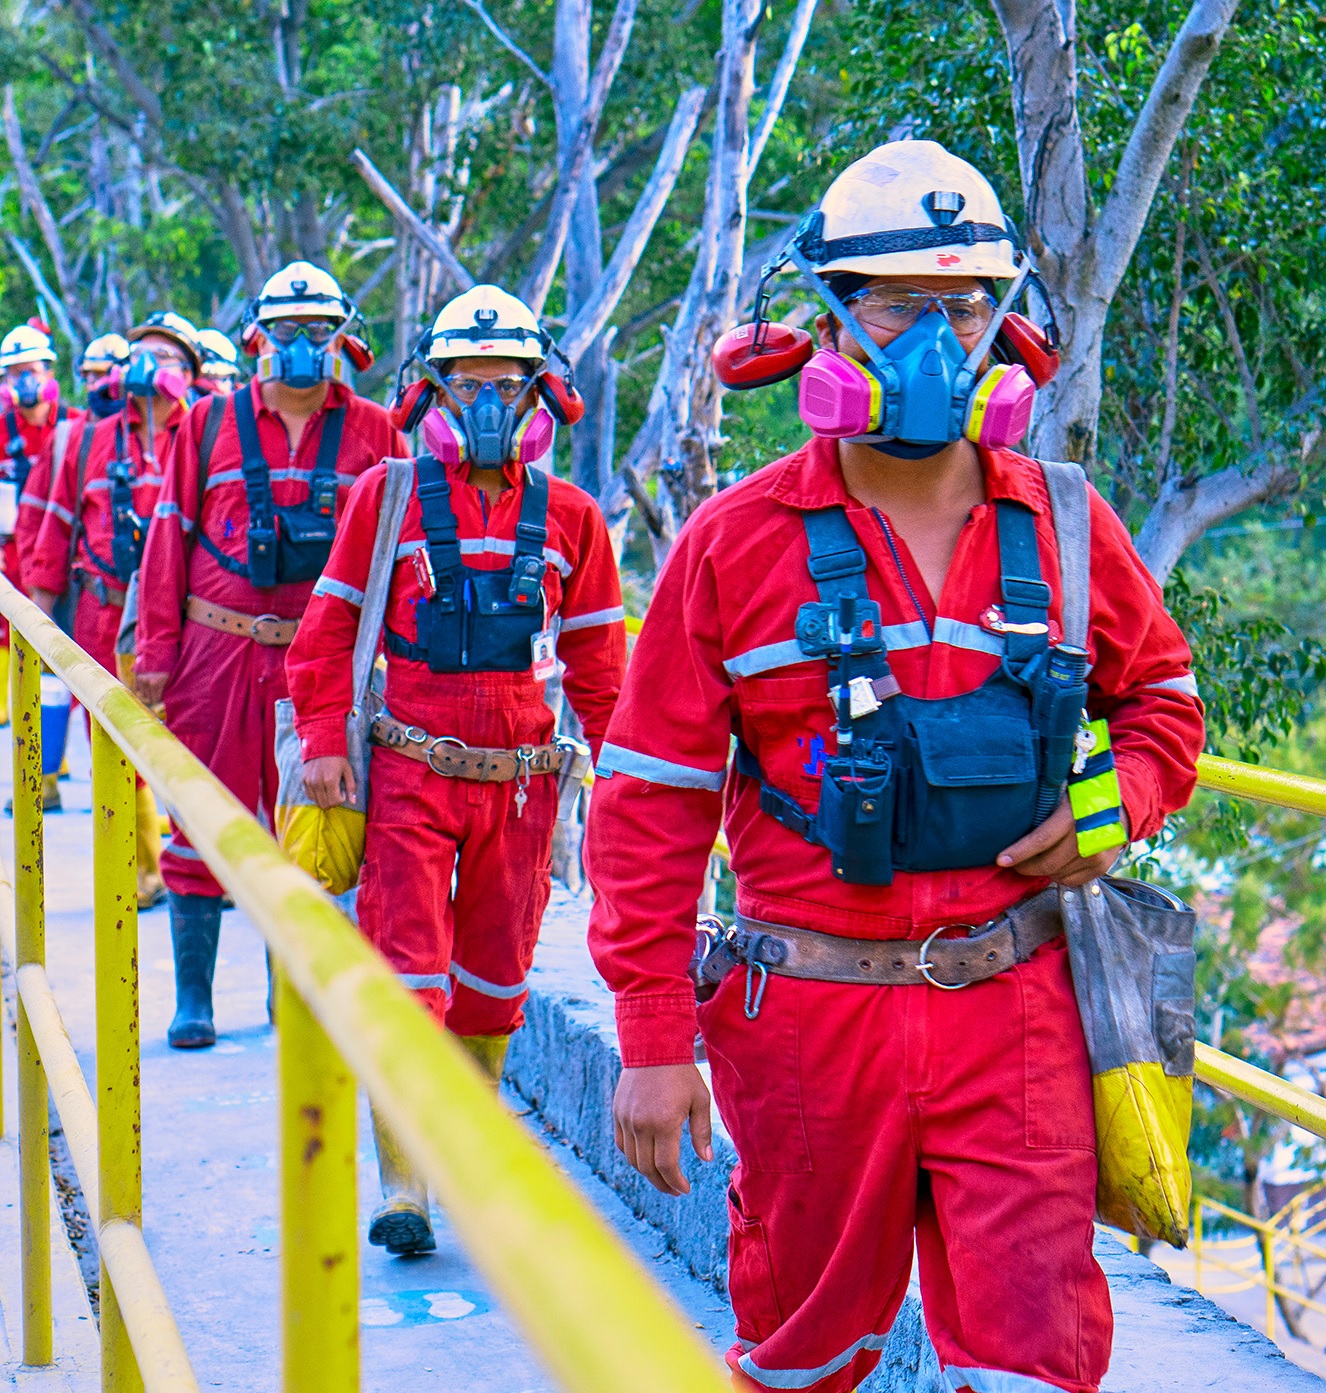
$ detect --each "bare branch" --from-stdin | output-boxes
[460,0,552,87]
[1156,153,1191,482]
[62,0,164,129]
[1091,0,1239,300]
[350,148,476,292]
[4,232,82,351]
[519,0,638,313]
[559,85,705,366]
[1194,223,1262,452]
[747,0,817,177]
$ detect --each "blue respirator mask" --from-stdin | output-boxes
[459,382,518,467]
[124,352,190,402]
[264,329,329,389]
[11,371,41,410]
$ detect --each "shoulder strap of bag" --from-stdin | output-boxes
[231,386,273,532]
[66,420,95,574]
[351,458,415,711]
[50,417,73,484]
[803,507,870,605]
[55,404,67,424]
[1038,460,1091,650]
[307,406,345,517]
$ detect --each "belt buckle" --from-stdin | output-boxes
[251,611,283,642]
[915,924,977,991]
[425,735,468,775]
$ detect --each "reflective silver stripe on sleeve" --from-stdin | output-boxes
[85,478,111,492]
[933,617,1003,657]
[162,839,203,861]
[153,500,195,534]
[398,972,453,992]
[1146,673,1200,698]
[311,576,365,607]
[396,538,425,560]
[393,535,571,576]
[45,501,76,527]
[595,743,726,791]
[739,1333,891,1389]
[204,468,243,490]
[18,491,46,509]
[942,1366,1066,1393]
[723,639,808,678]
[560,605,626,633]
[450,962,528,999]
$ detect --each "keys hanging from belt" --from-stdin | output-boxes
[513,746,533,817]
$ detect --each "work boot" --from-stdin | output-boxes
[368,1108,435,1255]
[458,1033,511,1089]
[136,783,167,910]
[167,892,222,1049]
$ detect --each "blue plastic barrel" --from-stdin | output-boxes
[40,675,72,777]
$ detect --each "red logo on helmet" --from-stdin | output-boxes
[936,253,961,267]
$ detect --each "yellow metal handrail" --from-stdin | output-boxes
[0,579,729,1391]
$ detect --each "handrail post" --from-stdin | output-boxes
[93,720,143,1392]
[278,968,359,1392]
[12,631,51,1365]
[1263,1227,1276,1338]
[1193,1201,1203,1291]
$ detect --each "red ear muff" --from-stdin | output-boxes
[241,322,261,357]
[390,378,436,433]
[713,321,815,390]
[994,312,1059,389]
[537,372,585,426]
[342,334,374,373]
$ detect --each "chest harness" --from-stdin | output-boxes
[4,405,67,495]
[736,495,1089,885]
[384,453,549,673]
[80,416,174,589]
[197,388,345,589]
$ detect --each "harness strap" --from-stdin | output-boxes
[67,421,96,576]
[1038,460,1091,649]
[803,508,869,605]
[994,499,1050,669]
[512,465,549,560]
[414,453,462,578]
[232,386,274,532]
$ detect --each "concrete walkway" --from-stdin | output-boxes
[0,722,730,1389]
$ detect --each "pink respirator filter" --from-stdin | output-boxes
[797,351,881,438]
[422,407,466,465]
[963,363,1036,449]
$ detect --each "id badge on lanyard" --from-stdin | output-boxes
[531,595,557,682]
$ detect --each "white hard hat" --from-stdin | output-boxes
[128,311,203,372]
[0,324,57,368]
[252,261,353,324]
[805,140,1020,280]
[80,333,131,371]
[427,285,547,364]
[197,328,241,376]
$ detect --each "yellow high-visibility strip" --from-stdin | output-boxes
[0,578,730,1393]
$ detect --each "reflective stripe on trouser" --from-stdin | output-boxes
[356,670,556,1038]
[160,618,289,897]
[707,938,1111,1393]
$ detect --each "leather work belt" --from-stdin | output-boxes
[73,570,125,608]
[370,713,564,783]
[186,596,300,647]
[692,886,1062,1016]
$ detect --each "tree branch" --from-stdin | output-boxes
[1091,0,1240,301]
[1155,154,1191,483]
[62,0,164,129]
[4,232,82,350]
[350,148,476,292]
[1194,222,1262,452]
[519,0,638,313]
[559,85,705,365]
[747,0,817,177]
[460,0,552,87]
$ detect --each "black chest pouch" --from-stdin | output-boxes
[385,454,551,674]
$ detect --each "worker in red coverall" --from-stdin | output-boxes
[585,142,1206,1393]
[0,320,83,725]
[29,314,200,876]
[287,284,626,1257]
[135,262,402,1050]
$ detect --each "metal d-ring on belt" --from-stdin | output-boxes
[690,886,1064,1019]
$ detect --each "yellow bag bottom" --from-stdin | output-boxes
[1093,1061,1192,1247]
[275,802,366,897]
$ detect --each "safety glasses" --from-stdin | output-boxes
[267,318,340,346]
[845,286,997,335]
[442,374,531,405]
[128,344,188,368]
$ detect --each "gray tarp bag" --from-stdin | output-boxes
[1043,460,1198,1248]
[272,457,414,894]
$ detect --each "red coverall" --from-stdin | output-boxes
[2,405,83,643]
[286,454,626,1038]
[28,408,173,679]
[585,437,1205,1393]
[136,378,403,897]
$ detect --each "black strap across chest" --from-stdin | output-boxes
[198,389,345,575]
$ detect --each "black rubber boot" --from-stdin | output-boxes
[167,892,222,1049]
